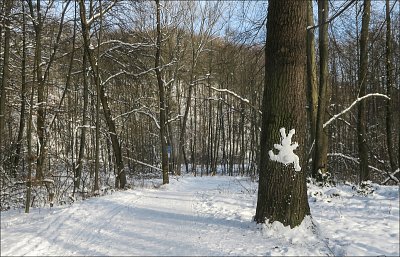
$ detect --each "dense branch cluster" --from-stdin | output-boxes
[0,0,399,212]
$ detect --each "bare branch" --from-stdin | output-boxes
[87,0,118,27]
[208,86,262,115]
[122,156,162,172]
[323,93,390,128]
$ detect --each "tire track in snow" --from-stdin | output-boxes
[3,191,144,256]
[64,191,144,255]
[4,206,76,256]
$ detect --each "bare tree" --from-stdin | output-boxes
[385,0,398,173]
[78,0,127,188]
[357,0,371,183]
[0,0,13,154]
[155,0,169,184]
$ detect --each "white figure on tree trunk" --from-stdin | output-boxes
[269,128,301,171]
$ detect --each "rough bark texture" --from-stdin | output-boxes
[357,0,371,183]
[254,0,310,228]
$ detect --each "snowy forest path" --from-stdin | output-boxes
[1,176,398,256]
[0,176,268,256]
[1,190,145,256]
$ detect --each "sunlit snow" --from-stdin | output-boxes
[1,176,399,256]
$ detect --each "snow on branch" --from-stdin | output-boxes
[323,93,389,128]
[112,107,144,121]
[269,128,301,171]
[328,152,359,163]
[87,0,117,27]
[209,86,262,115]
[113,108,160,129]
[166,114,182,125]
[328,153,399,184]
[123,156,162,172]
[102,71,125,86]
[382,169,400,184]
[99,40,153,49]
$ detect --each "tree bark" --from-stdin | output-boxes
[14,0,26,175]
[155,0,169,184]
[78,0,126,188]
[385,0,397,173]
[312,0,330,181]
[306,1,318,150]
[357,0,371,183]
[0,0,12,152]
[254,0,310,228]
[27,0,47,180]
[23,4,33,214]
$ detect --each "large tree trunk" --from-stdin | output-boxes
[357,0,371,183]
[155,0,169,184]
[254,0,310,228]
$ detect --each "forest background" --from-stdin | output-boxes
[0,0,399,211]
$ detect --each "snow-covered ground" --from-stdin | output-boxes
[1,175,399,256]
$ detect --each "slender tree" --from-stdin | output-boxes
[0,0,13,152]
[306,0,318,149]
[27,0,46,180]
[78,0,127,188]
[155,0,169,184]
[313,0,330,181]
[385,0,397,173]
[254,0,310,228]
[13,0,27,176]
[357,0,371,183]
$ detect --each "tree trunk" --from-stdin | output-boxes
[0,0,12,152]
[155,0,169,184]
[385,0,397,172]
[75,50,87,193]
[312,0,330,181]
[254,0,310,228]
[176,78,194,176]
[13,0,26,175]
[28,0,47,180]
[357,0,371,183]
[306,1,318,150]
[78,0,126,188]
[24,5,33,214]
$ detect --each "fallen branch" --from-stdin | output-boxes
[328,153,399,184]
[382,169,400,185]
